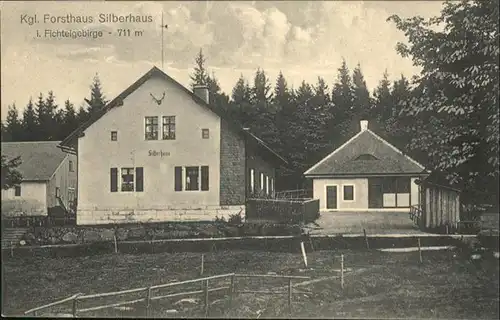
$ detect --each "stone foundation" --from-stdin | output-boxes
[77,205,245,225]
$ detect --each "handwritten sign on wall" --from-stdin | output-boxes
[148,150,170,157]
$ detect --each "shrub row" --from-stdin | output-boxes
[18,221,303,246]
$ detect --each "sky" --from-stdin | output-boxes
[0,1,445,120]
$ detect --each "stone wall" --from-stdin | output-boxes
[76,205,245,225]
[219,120,246,205]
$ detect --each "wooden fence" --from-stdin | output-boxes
[23,273,310,318]
[246,198,320,223]
[275,189,313,200]
[418,182,461,232]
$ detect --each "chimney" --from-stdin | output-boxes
[193,85,209,104]
[360,120,368,131]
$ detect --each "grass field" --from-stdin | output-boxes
[2,247,499,319]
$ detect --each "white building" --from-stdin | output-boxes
[1,141,77,217]
[304,120,429,212]
[59,66,286,225]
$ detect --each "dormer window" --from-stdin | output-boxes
[354,154,378,160]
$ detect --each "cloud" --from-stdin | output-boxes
[1,1,446,120]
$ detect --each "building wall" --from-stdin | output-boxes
[246,146,276,197]
[313,176,422,211]
[313,178,368,210]
[47,154,78,211]
[1,182,47,216]
[410,177,419,206]
[77,75,227,224]
[220,120,246,205]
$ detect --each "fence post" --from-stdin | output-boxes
[363,229,370,249]
[72,293,82,318]
[204,279,209,318]
[113,234,118,254]
[229,274,235,309]
[418,238,423,264]
[200,254,204,290]
[288,278,293,315]
[308,234,315,252]
[145,287,152,317]
[340,254,344,289]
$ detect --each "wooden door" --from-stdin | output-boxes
[368,178,384,208]
[326,186,338,209]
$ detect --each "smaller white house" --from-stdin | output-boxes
[304,120,429,212]
[1,141,77,217]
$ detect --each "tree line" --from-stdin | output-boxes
[1,75,108,142]
[2,0,498,206]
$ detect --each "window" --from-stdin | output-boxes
[162,116,176,140]
[396,177,411,193]
[174,166,209,191]
[121,168,135,191]
[249,169,255,194]
[111,131,118,141]
[343,185,354,201]
[260,173,264,191]
[382,177,410,193]
[270,178,274,195]
[145,116,159,140]
[69,160,74,172]
[55,187,60,197]
[266,176,269,195]
[202,129,210,139]
[185,167,199,191]
[14,185,21,197]
[111,167,143,192]
[383,177,398,193]
[68,188,75,208]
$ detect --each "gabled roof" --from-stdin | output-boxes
[59,66,287,165]
[1,141,67,181]
[304,129,427,176]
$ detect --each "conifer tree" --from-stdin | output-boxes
[190,49,208,88]
[329,59,354,146]
[21,98,38,141]
[352,63,372,119]
[253,68,273,108]
[5,104,22,142]
[86,74,107,119]
[62,99,78,138]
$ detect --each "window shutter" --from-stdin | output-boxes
[110,168,118,192]
[136,167,144,192]
[175,166,182,191]
[201,166,209,191]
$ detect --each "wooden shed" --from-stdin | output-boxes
[413,176,461,232]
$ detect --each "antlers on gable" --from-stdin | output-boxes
[150,92,166,105]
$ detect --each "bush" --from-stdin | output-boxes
[227,213,243,226]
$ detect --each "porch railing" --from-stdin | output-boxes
[409,205,422,227]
